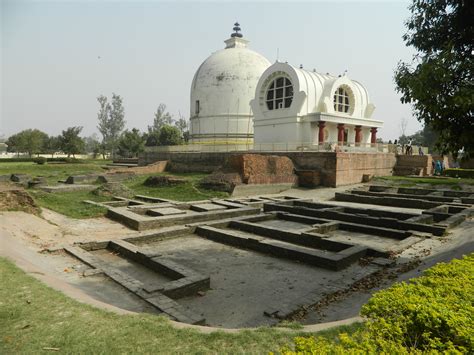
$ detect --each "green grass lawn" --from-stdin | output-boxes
[0,257,361,354]
[0,162,229,218]
[27,173,229,218]
[124,173,229,201]
[0,160,111,185]
[29,190,109,219]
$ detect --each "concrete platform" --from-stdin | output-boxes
[40,184,96,193]
[136,234,380,328]
[190,203,228,212]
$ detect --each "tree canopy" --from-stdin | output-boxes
[59,126,85,157]
[148,104,174,134]
[398,123,440,153]
[394,0,473,158]
[97,93,126,158]
[158,125,183,146]
[118,128,146,157]
[6,129,48,157]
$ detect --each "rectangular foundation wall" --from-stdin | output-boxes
[140,151,397,187]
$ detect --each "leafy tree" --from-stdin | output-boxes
[84,134,102,159]
[97,93,126,158]
[6,129,48,157]
[144,131,160,147]
[59,127,85,157]
[175,115,190,143]
[148,104,173,134]
[97,95,110,143]
[44,135,61,158]
[117,128,146,158]
[6,133,24,156]
[399,123,440,153]
[158,125,183,146]
[394,0,474,158]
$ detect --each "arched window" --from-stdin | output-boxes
[334,87,351,113]
[266,77,293,110]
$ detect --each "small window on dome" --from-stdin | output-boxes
[333,87,351,113]
[266,76,293,110]
[195,100,200,115]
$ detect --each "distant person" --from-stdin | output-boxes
[435,160,442,176]
[418,146,424,156]
[407,139,413,155]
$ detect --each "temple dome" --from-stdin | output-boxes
[190,24,271,142]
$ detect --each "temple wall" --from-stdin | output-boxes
[140,150,396,187]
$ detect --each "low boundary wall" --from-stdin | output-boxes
[140,151,396,187]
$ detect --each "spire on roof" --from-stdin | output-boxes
[224,22,249,49]
[231,22,243,38]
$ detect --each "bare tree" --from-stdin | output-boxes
[399,117,408,137]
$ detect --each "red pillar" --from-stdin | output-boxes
[337,124,345,145]
[354,126,362,146]
[370,127,377,144]
[318,121,326,145]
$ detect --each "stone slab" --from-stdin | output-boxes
[40,184,96,193]
[190,203,228,212]
[231,183,294,197]
[10,174,30,183]
[97,173,135,183]
[147,207,186,216]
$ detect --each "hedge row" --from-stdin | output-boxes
[0,157,83,163]
[281,254,474,354]
[444,168,474,179]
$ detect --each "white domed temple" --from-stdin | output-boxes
[189,23,271,143]
[250,62,383,146]
[189,23,383,147]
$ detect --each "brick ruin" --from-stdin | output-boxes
[140,151,399,187]
[45,185,474,327]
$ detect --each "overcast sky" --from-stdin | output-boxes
[1,0,423,141]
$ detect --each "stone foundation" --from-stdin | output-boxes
[141,150,396,187]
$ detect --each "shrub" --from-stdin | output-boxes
[34,157,46,165]
[158,125,183,146]
[280,254,474,354]
[444,168,474,179]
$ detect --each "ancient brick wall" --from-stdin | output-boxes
[334,153,396,187]
[140,150,396,188]
[226,154,297,185]
[111,161,168,174]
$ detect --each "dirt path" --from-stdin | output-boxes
[0,229,133,315]
[0,207,135,252]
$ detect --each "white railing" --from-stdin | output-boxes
[144,142,429,155]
